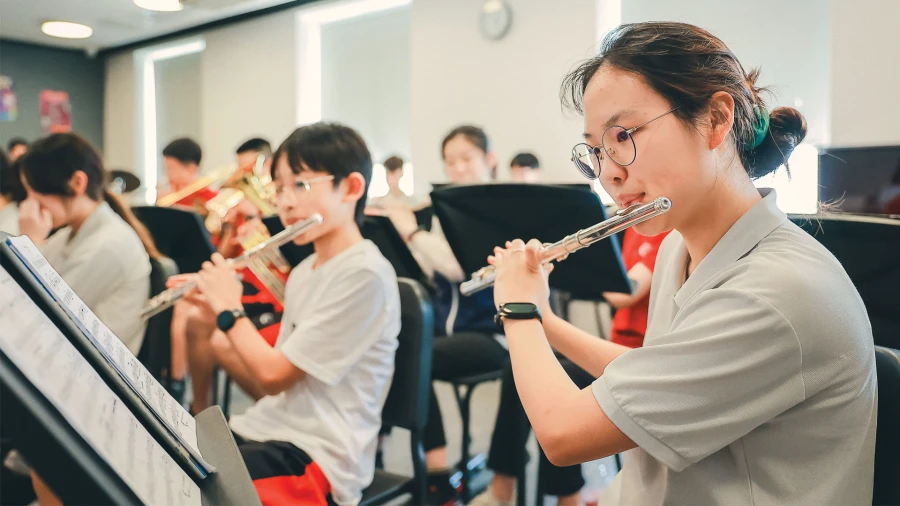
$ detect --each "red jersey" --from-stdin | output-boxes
[174,187,218,207]
[610,228,670,349]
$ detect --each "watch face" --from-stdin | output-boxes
[504,302,537,314]
[217,310,235,331]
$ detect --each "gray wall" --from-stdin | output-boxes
[0,40,105,151]
[155,52,203,186]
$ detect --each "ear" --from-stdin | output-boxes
[69,170,89,196]
[342,172,367,203]
[707,91,736,150]
[486,152,498,179]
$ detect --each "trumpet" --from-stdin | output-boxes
[460,197,672,296]
[141,214,324,320]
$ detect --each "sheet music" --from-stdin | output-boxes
[0,267,201,506]
[5,236,201,457]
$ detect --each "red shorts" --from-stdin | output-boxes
[234,436,335,506]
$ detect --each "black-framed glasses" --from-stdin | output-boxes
[571,106,681,179]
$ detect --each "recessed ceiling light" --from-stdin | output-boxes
[133,0,184,12]
[41,21,93,39]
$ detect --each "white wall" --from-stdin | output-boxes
[104,8,297,191]
[103,51,135,173]
[200,12,297,171]
[620,0,832,146]
[321,6,411,163]
[830,0,900,147]
[409,0,598,192]
[155,52,202,185]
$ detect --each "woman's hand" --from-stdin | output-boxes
[18,198,53,244]
[489,238,553,314]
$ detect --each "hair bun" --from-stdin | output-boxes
[746,106,808,179]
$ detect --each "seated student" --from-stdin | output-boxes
[369,155,417,209]
[17,133,160,354]
[509,152,541,183]
[7,138,28,163]
[384,125,504,504]
[173,123,401,506]
[0,149,26,234]
[490,22,875,505]
[471,228,669,506]
[168,137,279,403]
[157,137,216,207]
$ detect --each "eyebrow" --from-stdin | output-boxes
[583,109,639,139]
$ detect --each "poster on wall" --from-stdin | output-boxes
[0,75,16,122]
[39,90,72,133]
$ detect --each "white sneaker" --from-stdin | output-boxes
[469,486,515,506]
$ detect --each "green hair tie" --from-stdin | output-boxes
[750,106,770,149]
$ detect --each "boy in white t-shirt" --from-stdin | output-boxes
[174,123,401,505]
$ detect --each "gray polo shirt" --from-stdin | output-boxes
[593,189,877,505]
[40,202,151,354]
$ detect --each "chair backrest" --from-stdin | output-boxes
[874,346,900,506]
[136,256,179,382]
[381,278,434,432]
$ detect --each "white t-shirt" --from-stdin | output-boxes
[230,239,401,505]
[593,189,877,505]
[0,203,19,235]
[39,202,150,354]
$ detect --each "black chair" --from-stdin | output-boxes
[448,369,504,501]
[136,256,178,386]
[874,346,900,506]
[360,278,434,506]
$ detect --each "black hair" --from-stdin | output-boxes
[383,156,404,172]
[441,125,490,159]
[1,149,26,202]
[8,138,28,152]
[20,133,160,259]
[271,122,372,226]
[561,22,806,179]
[510,152,540,169]
[162,137,202,166]
[236,137,272,157]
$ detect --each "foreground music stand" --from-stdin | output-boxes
[132,206,217,275]
[0,234,260,506]
[790,213,900,349]
[431,183,630,300]
[263,215,435,293]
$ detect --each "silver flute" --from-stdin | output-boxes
[460,197,672,296]
[141,213,324,320]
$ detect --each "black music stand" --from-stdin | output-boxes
[132,206,216,275]
[0,235,260,505]
[790,213,900,349]
[262,215,434,293]
[430,184,630,300]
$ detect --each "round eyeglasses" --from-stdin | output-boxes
[571,106,681,180]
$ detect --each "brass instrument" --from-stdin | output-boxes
[155,164,235,208]
[140,214,324,320]
[460,197,672,295]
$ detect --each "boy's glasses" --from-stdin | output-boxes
[275,175,336,197]
[571,106,681,179]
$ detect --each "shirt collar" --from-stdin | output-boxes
[672,188,786,308]
[66,201,113,248]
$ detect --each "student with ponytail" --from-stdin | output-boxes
[18,132,158,354]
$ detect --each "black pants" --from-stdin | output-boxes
[423,332,509,451]
[487,359,595,497]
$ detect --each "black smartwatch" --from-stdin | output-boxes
[216,308,248,332]
[495,303,542,330]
